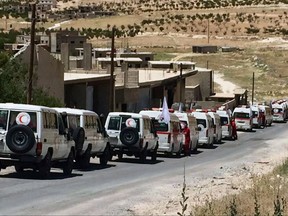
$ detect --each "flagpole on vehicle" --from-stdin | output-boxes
[161,96,170,124]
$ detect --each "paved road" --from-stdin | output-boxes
[0,122,287,215]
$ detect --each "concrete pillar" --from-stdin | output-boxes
[50,32,57,53]
[83,43,92,70]
[106,64,111,74]
[174,80,181,103]
[121,62,128,73]
[86,86,93,111]
[61,43,69,72]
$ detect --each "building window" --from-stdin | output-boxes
[70,41,75,44]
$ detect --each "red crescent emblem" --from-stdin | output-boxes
[19,115,24,124]
[16,112,31,125]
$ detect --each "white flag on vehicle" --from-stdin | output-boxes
[160,96,170,124]
[178,102,183,112]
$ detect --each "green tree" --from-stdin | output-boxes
[0,56,62,106]
[0,57,27,103]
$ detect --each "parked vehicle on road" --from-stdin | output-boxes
[139,110,183,156]
[191,112,214,147]
[105,112,158,161]
[53,108,110,168]
[216,110,233,139]
[258,105,273,127]
[208,112,222,144]
[174,111,199,153]
[251,106,261,128]
[0,103,74,178]
[272,102,287,122]
[232,106,253,131]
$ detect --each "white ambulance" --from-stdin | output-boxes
[139,110,183,156]
[53,107,110,168]
[208,111,222,144]
[105,112,158,161]
[191,112,214,147]
[0,103,74,178]
[174,111,199,152]
[258,105,273,126]
[272,102,287,122]
[216,110,232,139]
[232,106,253,131]
[251,106,261,128]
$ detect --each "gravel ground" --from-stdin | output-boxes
[130,134,288,216]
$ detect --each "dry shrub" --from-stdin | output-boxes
[192,159,288,216]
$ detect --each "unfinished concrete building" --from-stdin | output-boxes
[50,31,87,55]
[60,43,199,116]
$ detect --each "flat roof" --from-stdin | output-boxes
[138,69,198,85]
[234,88,247,95]
[64,72,110,84]
[192,45,218,47]
[209,93,235,98]
[195,67,212,72]
[75,48,153,54]
[96,57,143,62]
[64,68,198,87]
[119,51,153,55]
[148,61,196,65]
[75,48,111,51]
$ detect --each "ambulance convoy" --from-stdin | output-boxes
[216,110,233,140]
[232,106,253,131]
[271,100,288,122]
[0,100,285,178]
[231,104,276,131]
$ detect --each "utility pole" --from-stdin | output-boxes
[212,70,214,94]
[5,16,7,31]
[27,3,36,104]
[109,27,115,112]
[179,63,183,104]
[251,72,255,105]
[207,18,210,44]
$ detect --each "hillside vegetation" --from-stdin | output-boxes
[54,0,288,41]
[2,0,287,102]
[51,0,288,102]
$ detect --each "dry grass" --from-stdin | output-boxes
[180,48,288,103]
[213,82,223,93]
[193,159,288,216]
[0,16,28,31]
[55,5,288,38]
[59,15,145,29]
